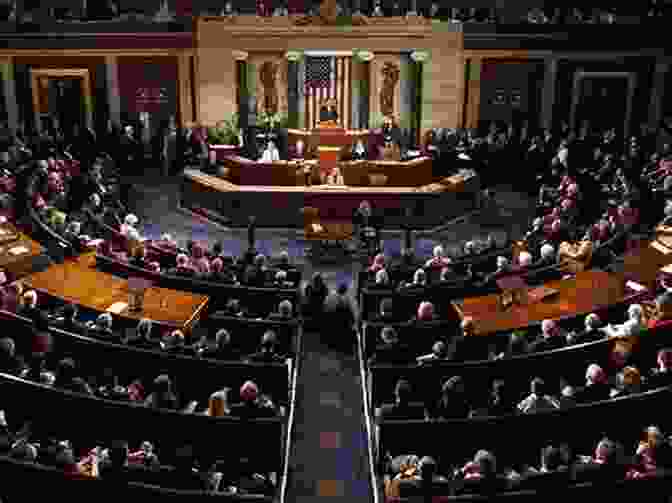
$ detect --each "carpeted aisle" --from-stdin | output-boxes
[284,325,374,502]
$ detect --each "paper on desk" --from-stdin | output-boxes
[87,238,104,247]
[661,264,672,274]
[652,241,672,254]
[8,245,28,255]
[626,281,647,292]
[106,302,128,314]
[311,223,324,233]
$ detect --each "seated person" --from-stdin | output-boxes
[209,257,237,284]
[527,319,566,353]
[369,268,392,290]
[447,317,486,362]
[17,289,39,321]
[86,312,115,339]
[159,329,186,354]
[98,440,156,485]
[647,291,672,330]
[125,318,157,348]
[519,446,571,490]
[567,313,606,345]
[219,298,248,318]
[275,250,293,271]
[424,245,452,270]
[517,377,561,414]
[368,326,413,365]
[267,299,294,321]
[453,450,513,495]
[54,357,93,395]
[398,268,427,293]
[144,374,180,410]
[536,243,557,268]
[413,301,438,323]
[574,363,612,404]
[0,337,26,375]
[572,438,628,483]
[229,380,278,418]
[610,366,642,398]
[628,426,672,479]
[62,220,86,248]
[369,253,386,274]
[128,244,148,269]
[272,270,294,289]
[51,303,88,334]
[377,379,426,421]
[647,349,672,390]
[493,331,529,359]
[482,379,517,417]
[259,141,280,163]
[416,340,449,365]
[558,235,594,273]
[430,376,470,420]
[120,213,141,240]
[370,298,408,324]
[167,253,196,277]
[190,242,211,277]
[195,329,240,361]
[517,251,533,269]
[479,256,513,285]
[243,254,270,287]
[245,330,285,363]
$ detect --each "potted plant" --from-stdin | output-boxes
[207,113,240,161]
[258,110,288,133]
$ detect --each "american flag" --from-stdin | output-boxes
[304,56,352,130]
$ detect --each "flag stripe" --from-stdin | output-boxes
[304,56,352,130]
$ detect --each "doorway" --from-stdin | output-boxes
[30,68,93,135]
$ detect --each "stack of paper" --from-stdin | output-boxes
[311,223,324,233]
[8,245,28,255]
[106,302,128,314]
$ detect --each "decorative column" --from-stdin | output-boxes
[176,52,194,127]
[352,51,372,130]
[399,53,414,134]
[464,58,481,130]
[245,58,257,127]
[541,57,558,132]
[285,51,302,130]
[0,59,18,135]
[104,55,121,127]
[648,60,669,131]
[297,57,306,129]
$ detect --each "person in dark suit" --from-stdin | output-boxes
[571,438,628,484]
[368,326,413,365]
[229,381,278,419]
[446,318,486,362]
[319,98,339,122]
[518,445,571,490]
[527,319,566,353]
[98,440,155,485]
[245,330,285,363]
[574,363,612,404]
[377,379,426,421]
[566,313,607,345]
[0,337,25,376]
[454,451,513,496]
[195,328,240,361]
[153,445,212,491]
[647,349,672,390]
[51,303,88,334]
[430,376,470,420]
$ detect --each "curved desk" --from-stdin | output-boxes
[23,253,209,332]
[181,168,480,229]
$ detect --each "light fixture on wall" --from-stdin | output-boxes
[356,50,375,62]
[285,51,302,62]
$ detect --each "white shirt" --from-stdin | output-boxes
[260,147,280,163]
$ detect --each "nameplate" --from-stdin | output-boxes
[652,241,672,254]
[8,245,28,255]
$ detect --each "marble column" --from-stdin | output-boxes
[0,60,18,135]
[246,60,257,127]
[104,55,121,128]
[399,53,414,135]
[297,58,305,129]
[541,58,558,132]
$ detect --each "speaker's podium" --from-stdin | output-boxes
[314,121,351,179]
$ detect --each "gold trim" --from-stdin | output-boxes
[316,146,342,152]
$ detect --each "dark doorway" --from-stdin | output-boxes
[575,77,628,136]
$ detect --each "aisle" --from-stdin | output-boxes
[284,326,374,502]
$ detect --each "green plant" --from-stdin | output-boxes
[369,111,386,129]
[207,113,239,145]
[258,110,288,130]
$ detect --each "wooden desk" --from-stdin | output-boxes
[621,238,672,290]
[23,253,209,332]
[452,271,625,336]
[0,223,45,281]
[305,221,354,242]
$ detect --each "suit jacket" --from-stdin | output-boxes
[518,469,570,491]
[574,383,612,404]
[245,350,285,363]
[98,462,155,485]
[527,336,565,354]
[453,474,513,496]
[229,401,278,419]
[378,401,426,421]
[368,343,414,365]
[646,370,672,391]
[571,461,627,484]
